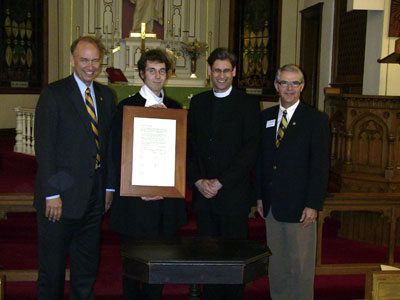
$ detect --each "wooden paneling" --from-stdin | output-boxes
[317,193,400,275]
[300,3,323,108]
[325,92,400,252]
[389,0,400,37]
[331,0,367,94]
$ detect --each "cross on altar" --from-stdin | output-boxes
[130,22,157,53]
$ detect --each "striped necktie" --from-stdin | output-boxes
[276,110,288,148]
[85,88,100,168]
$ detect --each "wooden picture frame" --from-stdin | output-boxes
[120,106,187,198]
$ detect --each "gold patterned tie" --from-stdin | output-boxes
[85,88,100,168]
[276,110,288,148]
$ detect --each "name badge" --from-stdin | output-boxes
[266,119,276,128]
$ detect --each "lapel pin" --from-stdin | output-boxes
[293,122,296,126]
[100,96,103,102]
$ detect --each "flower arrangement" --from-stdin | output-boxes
[181,40,208,60]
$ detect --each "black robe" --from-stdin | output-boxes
[108,92,187,238]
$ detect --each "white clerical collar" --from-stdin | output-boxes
[139,84,164,107]
[213,86,232,98]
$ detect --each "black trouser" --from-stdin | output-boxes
[196,211,249,300]
[37,170,103,300]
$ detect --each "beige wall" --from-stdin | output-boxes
[280,0,335,111]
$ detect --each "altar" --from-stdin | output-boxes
[77,0,218,88]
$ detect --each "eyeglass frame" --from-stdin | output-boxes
[276,80,303,88]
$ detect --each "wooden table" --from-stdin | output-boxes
[121,237,271,300]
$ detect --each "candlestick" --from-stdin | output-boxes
[105,25,109,53]
[112,22,115,48]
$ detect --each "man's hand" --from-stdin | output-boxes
[209,179,222,193]
[300,207,317,228]
[45,197,62,222]
[141,196,164,201]
[195,179,218,199]
[256,200,264,217]
[105,191,113,212]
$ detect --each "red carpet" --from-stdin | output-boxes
[0,138,372,299]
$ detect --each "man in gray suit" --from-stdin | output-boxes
[34,36,115,299]
[255,64,330,300]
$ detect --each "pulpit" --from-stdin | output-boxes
[324,90,400,251]
[121,237,271,300]
[325,91,400,193]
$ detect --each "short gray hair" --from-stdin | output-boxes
[275,64,304,83]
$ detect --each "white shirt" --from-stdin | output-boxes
[276,100,300,137]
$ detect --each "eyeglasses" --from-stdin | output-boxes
[277,80,303,88]
[146,68,167,75]
[78,58,101,65]
[211,68,233,75]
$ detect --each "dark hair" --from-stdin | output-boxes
[137,49,171,79]
[70,36,104,56]
[275,64,304,83]
[207,48,237,69]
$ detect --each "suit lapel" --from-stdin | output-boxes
[94,82,106,150]
[278,102,305,148]
[68,76,94,139]
[264,105,279,150]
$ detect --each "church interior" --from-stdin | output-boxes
[1,0,400,299]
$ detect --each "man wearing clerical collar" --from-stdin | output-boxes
[108,49,187,300]
[187,48,260,300]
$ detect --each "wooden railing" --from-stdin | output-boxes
[14,107,35,156]
[316,193,400,275]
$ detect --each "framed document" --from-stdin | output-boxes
[120,106,187,198]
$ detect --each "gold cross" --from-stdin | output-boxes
[130,22,157,53]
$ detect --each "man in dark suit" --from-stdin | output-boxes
[255,64,330,300]
[108,49,187,300]
[34,36,116,300]
[187,48,260,300]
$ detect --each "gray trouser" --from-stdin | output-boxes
[266,211,316,300]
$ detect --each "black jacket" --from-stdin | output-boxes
[255,102,330,222]
[187,88,260,215]
[34,75,115,218]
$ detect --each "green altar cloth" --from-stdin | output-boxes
[109,84,211,109]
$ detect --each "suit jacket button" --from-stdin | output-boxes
[273,165,277,170]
